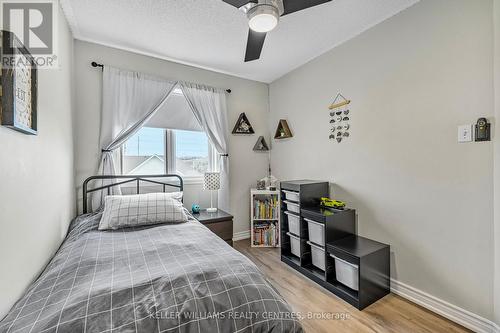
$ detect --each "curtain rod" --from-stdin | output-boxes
[91,62,232,94]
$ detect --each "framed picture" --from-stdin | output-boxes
[0,30,38,135]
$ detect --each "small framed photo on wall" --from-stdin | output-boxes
[0,30,38,135]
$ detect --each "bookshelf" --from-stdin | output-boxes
[250,189,280,248]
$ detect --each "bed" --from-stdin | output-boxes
[0,175,302,333]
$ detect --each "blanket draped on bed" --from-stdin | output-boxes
[0,213,302,333]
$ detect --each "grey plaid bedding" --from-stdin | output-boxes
[0,212,302,333]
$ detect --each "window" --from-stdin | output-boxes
[173,130,210,177]
[123,127,166,175]
[121,127,216,180]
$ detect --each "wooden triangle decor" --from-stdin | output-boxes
[329,93,351,110]
[232,113,255,134]
[274,119,293,139]
[253,136,270,151]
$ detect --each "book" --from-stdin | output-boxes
[253,196,279,220]
[253,222,279,246]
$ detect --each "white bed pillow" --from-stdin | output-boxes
[98,192,187,230]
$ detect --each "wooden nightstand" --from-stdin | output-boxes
[194,209,234,246]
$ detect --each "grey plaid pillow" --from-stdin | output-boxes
[98,192,188,230]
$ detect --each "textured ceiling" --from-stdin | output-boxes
[60,0,419,83]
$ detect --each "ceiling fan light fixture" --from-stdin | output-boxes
[248,4,279,33]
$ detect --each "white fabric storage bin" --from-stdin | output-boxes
[287,232,301,257]
[331,254,359,291]
[305,218,325,247]
[283,200,300,214]
[282,190,300,202]
[284,211,300,236]
[307,241,325,271]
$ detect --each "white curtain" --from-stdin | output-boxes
[92,66,177,210]
[180,82,230,212]
[147,92,203,131]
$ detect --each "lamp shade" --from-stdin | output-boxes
[204,172,220,191]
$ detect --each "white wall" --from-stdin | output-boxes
[494,0,500,327]
[73,40,270,235]
[0,7,75,317]
[270,0,494,320]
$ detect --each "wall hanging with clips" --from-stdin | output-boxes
[329,93,351,143]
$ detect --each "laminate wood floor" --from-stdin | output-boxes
[234,240,470,333]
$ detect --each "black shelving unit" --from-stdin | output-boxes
[326,236,390,309]
[280,180,390,310]
[300,207,356,278]
[280,180,329,267]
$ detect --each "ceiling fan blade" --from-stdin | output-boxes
[244,29,267,62]
[222,0,257,9]
[282,0,332,16]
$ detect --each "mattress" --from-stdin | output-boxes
[0,211,302,333]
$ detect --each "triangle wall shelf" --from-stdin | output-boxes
[253,136,270,151]
[232,113,255,134]
[274,119,293,139]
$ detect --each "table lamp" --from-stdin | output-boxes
[204,172,220,213]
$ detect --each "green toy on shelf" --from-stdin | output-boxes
[320,197,346,209]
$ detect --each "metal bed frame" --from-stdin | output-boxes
[82,174,183,214]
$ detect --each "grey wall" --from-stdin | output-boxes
[494,0,500,326]
[0,7,75,317]
[269,0,494,320]
[73,40,270,235]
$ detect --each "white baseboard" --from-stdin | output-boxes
[391,279,499,333]
[233,230,250,241]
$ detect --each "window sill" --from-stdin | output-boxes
[182,177,204,185]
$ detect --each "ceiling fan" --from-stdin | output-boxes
[222,0,332,62]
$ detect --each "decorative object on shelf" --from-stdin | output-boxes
[329,93,351,143]
[320,197,346,210]
[251,189,280,248]
[257,168,278,191]
[274,119,293,139]
[257,179,266,190]
[1,31,38,135]
[191,204,201,214]
[253,136,270,151]
[203,172,220,213]
[259,164,279,190]
[232,112,255,134]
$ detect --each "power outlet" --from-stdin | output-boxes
[458,125,473,143]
